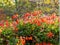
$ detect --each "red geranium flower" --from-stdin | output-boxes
[35,43,39,45]
[20,36,26,45]
[12,21,18,28]
[46,20,54,24]
[32,11,40,16]
[5,20,9,27]
[0,20,4,27]
[12,14,18,19]
[23,12,31,18]
[33,19,41,26]
[46,16,51,20]
[26,36,32,40]
[51,13,57,19]
[28,36,32,40]
[0,23,4,27]
[40,17,47,23]
[28,19,32,24]
[32,10,42,16]
[40,43,43,45]
[43,42,46,45]
[47,32,54,38]
[39,10,42,14]
[47,43,52,45]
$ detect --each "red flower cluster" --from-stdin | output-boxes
[25,36,32,40]
[0,10,59,45]
[33,19,41,26]
[47,32,54,38]
[0,20,4,27]
[19,36,33,45]
[12,13,18,19]
[32,10,42,16]
[23,13,31,18]
[22,11,58,26]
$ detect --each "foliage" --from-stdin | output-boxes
[0,0,59,16]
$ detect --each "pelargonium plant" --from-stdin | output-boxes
[17,10,59,45]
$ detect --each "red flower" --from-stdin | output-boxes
[23,12,31,18]
[40,17,47,23]
[33,19,41,26]
[28,36,32,40]
[46,16,51,20]
[46,20,54,24]
[32,10,40,16]
[40,43,43,45]
[5,20,9,27]
[37,22,41,26]
[25,36,29,40]
[0,20,4,27]
[47,32,54,38]
[43,42,46,45]
[33,10,42,16]
[47,43,52,45]
[12,15,17,19]
[12,14,18,19]
[27,19,32,23]
[26,36,32,40]
[20,36,26,45]
[39,10,42,14]
[51,13,57,19]
[0,23,4,27]
[12,21,18,28]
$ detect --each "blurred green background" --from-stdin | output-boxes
[0,0,59,16]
